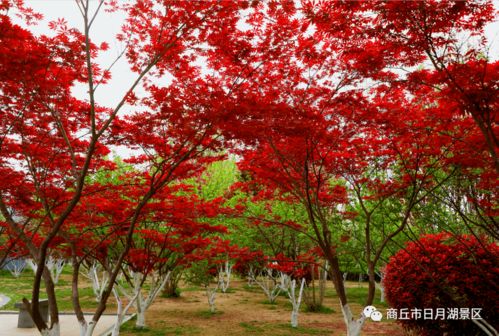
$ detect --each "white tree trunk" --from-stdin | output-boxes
[376,271,385,303]
[136,309,146,329]
[217,260,233,293]
[379,283,385,303]
[341,304,366,336]
[40,323,60,336]
[358,274,363,287]
[27,259,37,273]
[205,286,218,313]
[135,289,145,329]
[78,320,88,336]
[279,272,290,292]
[133,270,170,328]
[111,288,125,336]
[30,257,65,284]
[6,258,26,277]
[247,266,255,287]
[82,262,108,302]
[111,274,140,336]
[287,278,305,328]
[83,321,97,336]
[250,268,282,303]
[50,258,65,284]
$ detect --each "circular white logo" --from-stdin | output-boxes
[371,310,383,321]
[363,305,377,317]
[363,305,383,321]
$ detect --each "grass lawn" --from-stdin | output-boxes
[119,280,403,336]
[0,268,404,335]
[0,268,115,312]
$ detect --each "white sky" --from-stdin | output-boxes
[22,0,134,109]
[15,0,499,111]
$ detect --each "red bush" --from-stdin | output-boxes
[383,233,499,336]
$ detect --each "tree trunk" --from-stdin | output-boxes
[206,286,217,313]
[304,262,327,311]
[327,254,367,336]
[251,268,282,303]
[162,273,180,297]
[366,263,376,305]
[72,261,89,336]
[79,320,88,336]
[136,309,146,329]
[288,278,305,328]
[341,304,367,336]
[83,321,97,336]
[133,270,170,329]
[29,267,60,336]
[291,310,299,328]
[135,293,146,329]
[40,323,60,336]
[217,260,232,293]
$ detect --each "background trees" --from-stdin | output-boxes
[1,1,497,336]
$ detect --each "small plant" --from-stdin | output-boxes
[161,287,181,298]
[185,260,219,313]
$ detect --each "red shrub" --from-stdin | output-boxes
[383,233,499,336]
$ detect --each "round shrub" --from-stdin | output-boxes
[383,233,499,336]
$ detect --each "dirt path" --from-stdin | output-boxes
[122,280,405,336]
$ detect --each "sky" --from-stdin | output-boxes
[23,0,135,108]
[15,0,499,111]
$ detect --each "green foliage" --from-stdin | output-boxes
[192,160,238,200]
[184,259,216,288]
[86,156,136,186]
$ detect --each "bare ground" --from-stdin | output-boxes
[121,280,406,336]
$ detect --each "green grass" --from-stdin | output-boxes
[304,304,335,314]
[121,318,202,335]
[344,286,389,308]
[321,283,388,308]
[239,321,266,333]
[242,284,261,292]
[194,309,224,318]
[0,271,44,310]
[0,266,112,312]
